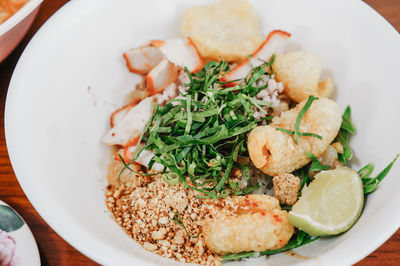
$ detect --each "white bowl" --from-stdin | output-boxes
[0,0,43,62]
[5,0,400,265]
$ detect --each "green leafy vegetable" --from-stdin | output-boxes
[359,154,399,194]
[276,128,322,140]
[162,172,180,185]
[294,95,319,144]
[358,163,374,179]
[340,106,356,134]
[336,106,355,164]
[117,154,159,177]
[222,230,318,261]
[293,165,310,194]
[305,151,331,172]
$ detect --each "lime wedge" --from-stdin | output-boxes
[289,166,364,236]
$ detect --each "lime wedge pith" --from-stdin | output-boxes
[289,166,364,236]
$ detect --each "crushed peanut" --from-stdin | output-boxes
[106,175,239,265]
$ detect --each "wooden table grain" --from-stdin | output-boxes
[0,0,399,265]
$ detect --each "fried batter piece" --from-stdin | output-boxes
[273,173,300,205]
[272,51,334,102]
[203,195,294,255]
[180,0,264,62]
[247,98,342,176]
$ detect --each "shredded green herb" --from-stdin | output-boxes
[117,101,157,180]
[171,212,199,238]
[293,95,319,144]
[117,154,158,177]
[162,172,180,185]
[359,154,399,194]
[222,230,318,261]
[276,95,321,144]
[293,165,310,195]
[305,151,331,172]
[118,58,278,198]
[336,106,355,164]
[276,128,322,140]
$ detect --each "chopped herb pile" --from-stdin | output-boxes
[121,59,276,199]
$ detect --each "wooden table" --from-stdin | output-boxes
[0,0,399,265]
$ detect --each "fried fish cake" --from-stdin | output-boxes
[203,195,294,255]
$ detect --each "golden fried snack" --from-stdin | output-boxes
[232,194,280,214]
[203,195,294,255]
[317,77,334,98]
[180,0,264,62]
[272,51,333,102]
[247,98,342,176]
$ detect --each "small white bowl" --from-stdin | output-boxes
[0,0,43,63]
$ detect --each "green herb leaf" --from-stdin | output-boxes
[275,96,321,144]
[260,230,318,256]
[276,128,322,141]
[222,251,256,261]
[222,230,318,261]
[293,165,310,194]
[335,106,355,165]
[360,154,399,194]
[117,154,159,177]
[358,163,374,179]
[294,95,319,144]
[341,106,356,134]
[305,152,331,172]
[162,172,180,185]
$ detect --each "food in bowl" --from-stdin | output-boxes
[0,0,29,24]
[0,0,43,63]
[102,0,398,264]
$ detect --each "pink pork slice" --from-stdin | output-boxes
[123,46,164,74]
[220,30,291,86]
[158,38,203,73]
[146,58,179,95]
[103,96,156,146]
[122,145,164,172]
